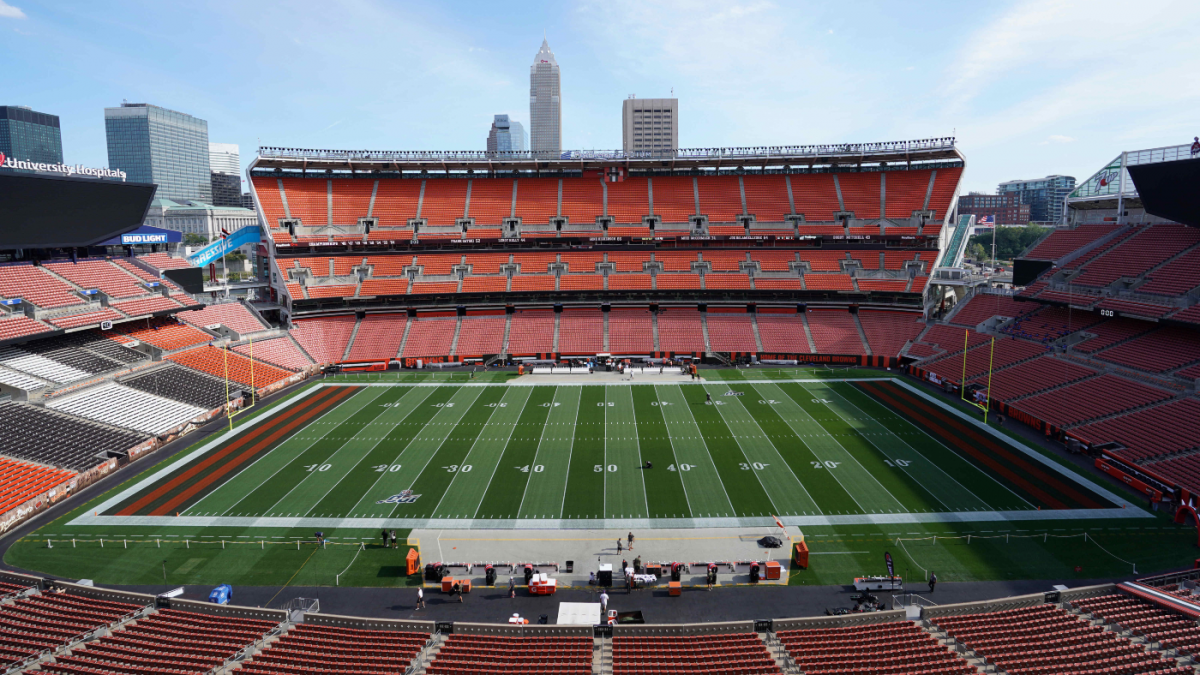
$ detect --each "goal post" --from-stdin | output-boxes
[225,338,256,430]
[959,329,994,423]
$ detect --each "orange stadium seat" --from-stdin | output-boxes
[372,179,423,226]
[421,179,468,226]
[836,173,881,220]
[514,178,560,225]
[743,175,792,222]
[168,345,292,387]
[468,178,514,225]
[651,176,695,223]
[697,175,743,222]
[606,177,650,224]
[331,179,373,225]
[345,314,406,362]
[788,173,841,222]
[280,178,328,226]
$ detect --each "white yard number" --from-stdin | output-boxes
[373,464,402,472]
[811,461,840,469]
[758,400,779,405]
[381,403,404,408]
[812,398,832,404]
[667,463,694,472]
[651,401,672,406]
[597,401,615,407]
[486,402,508,408]
[444,465,472,473]
[305,463,331,472]
[433,402,455,408]
[517,465,545,473]
[740,462,769,470]
[539,402,561,407]
[594,465,618,472]
[884,459,912,467]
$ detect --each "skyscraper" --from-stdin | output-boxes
[529,39,561,156]
[105,103,212,202]
[209,142,243,208]
[487,115,527,154]
[0,106,64,172]
[622,97,678,154]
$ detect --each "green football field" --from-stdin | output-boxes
[8,371,1191,591]
[83,376,1124,527]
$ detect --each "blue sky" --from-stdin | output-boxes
[2,0,1198,195]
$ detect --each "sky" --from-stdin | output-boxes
[2,0,1198,195]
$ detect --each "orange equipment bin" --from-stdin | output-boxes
[405,548,421,576]
[793,540,810,569]
[440,577,471,593]
[765,561,781,580]
[668,581,682,596]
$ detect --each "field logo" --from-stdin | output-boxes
[377,489,421,505]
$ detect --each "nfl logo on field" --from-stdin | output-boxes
[377,490,421,504]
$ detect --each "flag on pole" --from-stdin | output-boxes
[220,228,231,240]
[773,515,785,531]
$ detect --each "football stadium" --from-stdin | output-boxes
[4,20,1200,675]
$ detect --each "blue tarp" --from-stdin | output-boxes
[97,225,182,246]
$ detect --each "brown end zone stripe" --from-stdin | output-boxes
[147,385,359,516]
[115,386,352,516]
[857,381,1078,510]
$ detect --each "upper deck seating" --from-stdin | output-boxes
[1070,224,1200,288]
[43,259,147,299]
[177,303,268,336]
[280,178,327,225]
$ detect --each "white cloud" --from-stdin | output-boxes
[0,1,26,19]
[1042,135,1075,144]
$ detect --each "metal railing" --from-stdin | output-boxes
[257,137,956,164]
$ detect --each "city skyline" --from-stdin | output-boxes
[2,0,1197,194]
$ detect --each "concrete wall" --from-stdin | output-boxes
[613,620,755,636]
[168,597,287,623]
[922,592,1045,620]
[773,610,906,632]
[304,613,435,634]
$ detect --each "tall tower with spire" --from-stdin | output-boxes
[529,38,561,156]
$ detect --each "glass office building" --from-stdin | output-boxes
[487,114,527,154]
[105,103,212,202]
[997,175,1076,224]
[0,106,64,172]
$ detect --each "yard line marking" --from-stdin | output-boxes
[843,381,1035,511]
[712,383,819,516]
[701,383,782,516]
[809,382,966,513]
[436,385,531,518]
[650,385,694,518]
[255,386,399,517]
[763,381,898,514]
[211,386,390,517]
[298,386,436,517]
[381,386,487,519]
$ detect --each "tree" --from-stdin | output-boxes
[966,224,1050,262]
[183,233,208,247]
[970,243,987,262]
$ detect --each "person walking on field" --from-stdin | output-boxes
[509,576,516,599]
[617,539,623,554]
[416,587,425,610]
[627,532,634,551]
[928,572,937,593]
[600,591,609,617]
[381,529,389,547]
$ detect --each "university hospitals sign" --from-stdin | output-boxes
[0,152,126,181]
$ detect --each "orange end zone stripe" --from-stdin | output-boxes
[114,386,352,516]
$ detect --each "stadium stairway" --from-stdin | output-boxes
[852,312,872,356]
[340,315,364,361]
